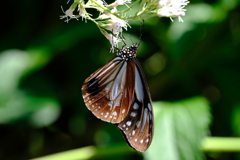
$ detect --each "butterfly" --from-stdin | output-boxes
[82,43,153,152]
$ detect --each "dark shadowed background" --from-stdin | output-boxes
[0,0,240,159]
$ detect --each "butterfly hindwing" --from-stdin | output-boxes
[116,58,153,152]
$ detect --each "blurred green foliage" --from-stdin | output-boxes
[1,0,240,160]
[146,97,211,160]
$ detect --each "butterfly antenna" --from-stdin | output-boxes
[119,33,127,49]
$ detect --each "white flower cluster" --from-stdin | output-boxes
[61,0,190,48]
[157,0,189,22]
[98,8,130,50]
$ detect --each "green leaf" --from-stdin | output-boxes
[144,96,211,160]
[0,49,60,126]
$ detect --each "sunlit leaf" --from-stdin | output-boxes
[144,97,211,160]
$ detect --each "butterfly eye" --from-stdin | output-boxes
[82,43,153,152]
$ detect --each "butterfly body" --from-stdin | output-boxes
[82,43,153,152]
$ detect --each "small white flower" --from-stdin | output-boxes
[60,7,79,23]
[98,9,130,47]
[157,0,189,22]
[78,4,88,22]
[106,15,128,35]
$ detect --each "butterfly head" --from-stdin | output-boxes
[117,43,139,62]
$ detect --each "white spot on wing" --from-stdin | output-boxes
[130,112,137,117]
[126,121,131,126]
[146,139,149,143]
[140,139,143,143]
[112,111,118,116]
[133,103,139,110]
[132,130,135,136]
[122,109,126,113]
[104,112,109,118]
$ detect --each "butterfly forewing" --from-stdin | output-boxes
[82,43,153,152]
[82,57,135,123]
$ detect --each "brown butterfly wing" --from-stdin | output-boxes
[116,58,154,152]
[82,43,154,152]
[82,56,135,123]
